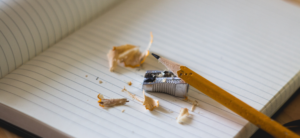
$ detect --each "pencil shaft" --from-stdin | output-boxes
[178,66,299,138]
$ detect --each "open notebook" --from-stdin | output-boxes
[1,0,300,137]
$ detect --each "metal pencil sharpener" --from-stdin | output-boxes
[142,70,189,98]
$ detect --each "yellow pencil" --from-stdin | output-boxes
[152,53,299,138]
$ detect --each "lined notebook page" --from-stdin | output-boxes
[1,0,300,137]
[0,0,120,79]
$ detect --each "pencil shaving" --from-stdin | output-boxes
[127,81,132,86]
[143,90,159,111]
[122,87,143,103]
[107,32,153,71]
[122,87,159,111]
[191,101,198,112]
[183,96,188,101]
[97,94,128,107]
[183,96,198,112]
[177,108,189,124]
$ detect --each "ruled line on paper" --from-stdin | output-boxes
[35,0,57,43]
[0,44,9,74]
[43,0,63,41]
[0,31,17,70]
[12,0,43,55]
[59,0,75,34]
[1,0,37,57]
[51,0,68,37]
[0,20,23,65]
[0,88,111,137]
[0,7,30,61]
[0,65,2,78]
[23,0,50,50]
[0,0,119,79]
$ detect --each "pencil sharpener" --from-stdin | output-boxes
[142,70,189,98]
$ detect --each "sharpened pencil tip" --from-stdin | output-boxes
[152,53,160,59]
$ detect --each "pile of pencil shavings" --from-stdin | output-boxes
[107,32,153,72]
[97,84,196,124]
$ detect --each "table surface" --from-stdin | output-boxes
[1,0,300,137]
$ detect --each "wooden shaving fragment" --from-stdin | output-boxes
[122,87,159,111]
[97,93,104,100]
[143,90,159,111]
[97,94,128,107]
[122,87,143,103]
[85,75,88,77]
[127,81,132,86]
[177,108,189,124]
[99,80,103,84]
[107,32,153,71]
[191,100,198,112]
[183,96,199,112]
[122,109,125,113]
[183,96,188,101]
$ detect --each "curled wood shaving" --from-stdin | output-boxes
[127,81,132,86]
[97,94,128,107]
[143,90,159,111]
[177,108,189,124]
[107,32,153,71]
